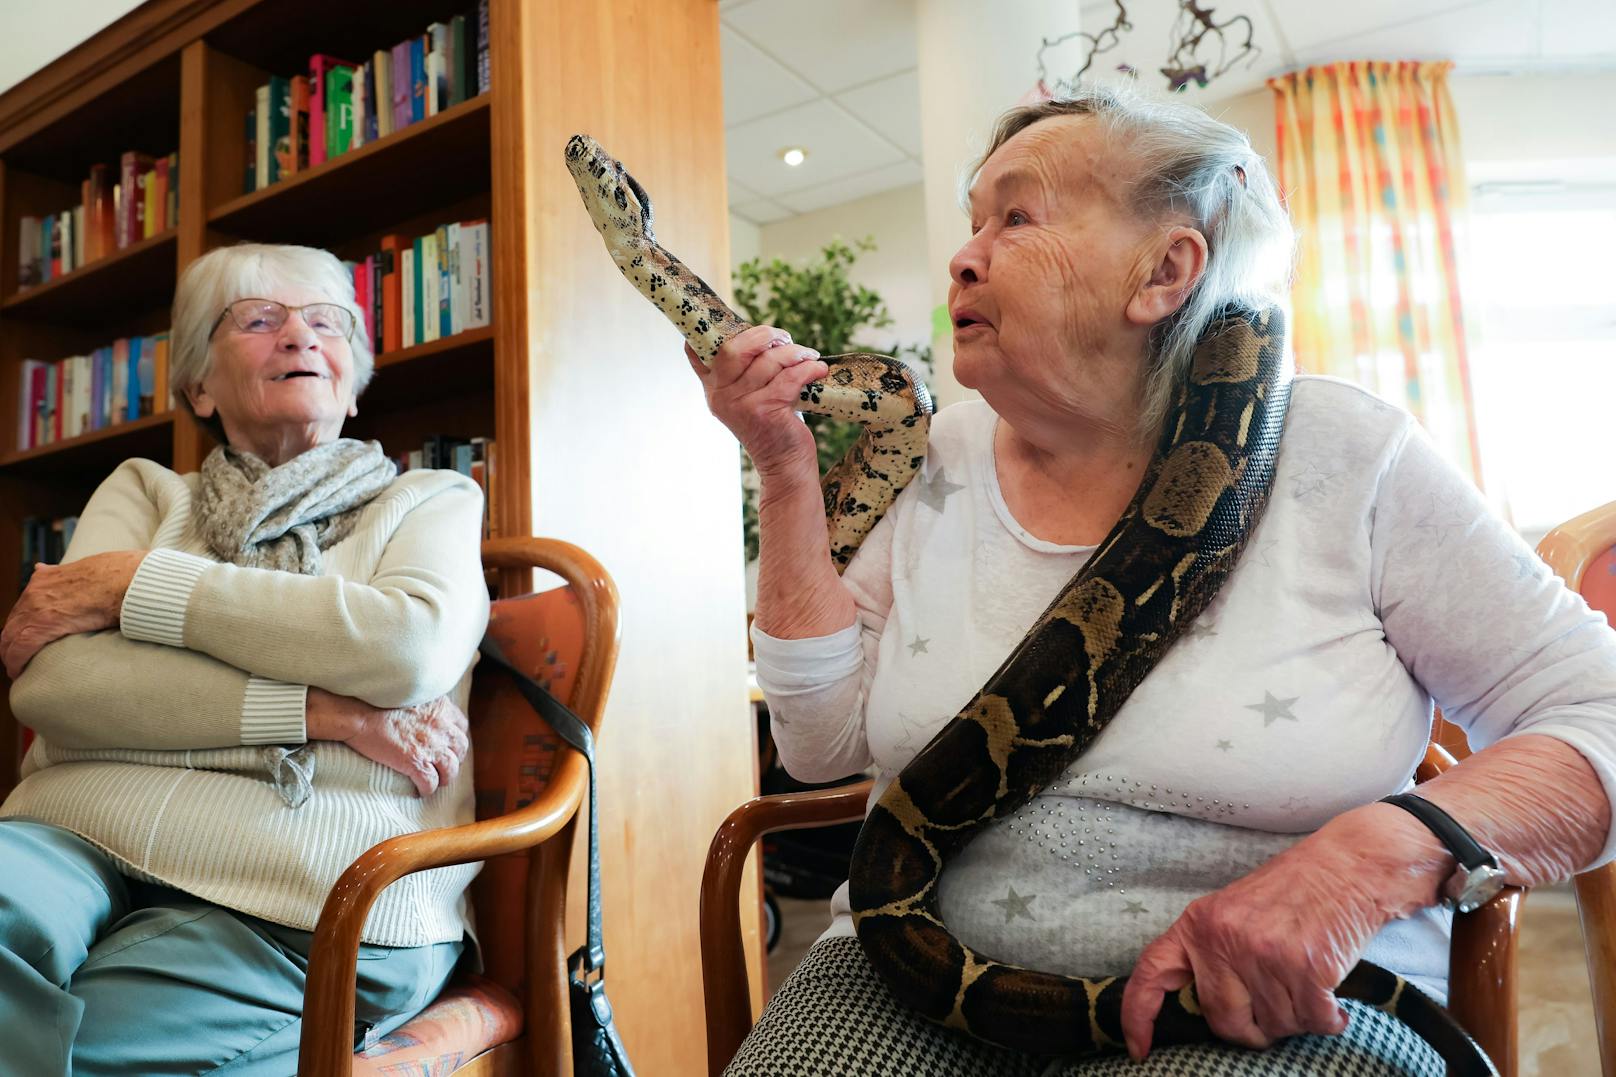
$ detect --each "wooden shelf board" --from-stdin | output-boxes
[360,326,495,414]
[0,55,181,180]
[207,95,491,246]
[0,412,174,475]
[1,229,178,325]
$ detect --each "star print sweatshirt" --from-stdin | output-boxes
[752,376,1616,1004]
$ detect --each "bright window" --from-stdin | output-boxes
[1466,185,1616,541]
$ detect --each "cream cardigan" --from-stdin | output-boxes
[3,458,490,946]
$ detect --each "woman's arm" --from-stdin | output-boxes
[754,507,897,782]
[119,473,490,707]
[686,325,856,639]
[1121,420,1616,1058]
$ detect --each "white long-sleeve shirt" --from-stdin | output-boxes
[753,377,1616,1002]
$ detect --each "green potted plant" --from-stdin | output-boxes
[731,237,932,564]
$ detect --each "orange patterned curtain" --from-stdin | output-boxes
[1269,61,1482,483]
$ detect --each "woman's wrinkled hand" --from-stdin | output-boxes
[1,551,146,679]
[307,687,471,797]
[685,324,827,482]
[1120,804,1446,1060]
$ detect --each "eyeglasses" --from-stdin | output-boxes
[210,298,356,341]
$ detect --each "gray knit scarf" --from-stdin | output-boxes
[195,439,397,575]
[195,438,397,807]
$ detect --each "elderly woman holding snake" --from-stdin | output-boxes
[0,243,488,1075]
[565,88,1616,1076]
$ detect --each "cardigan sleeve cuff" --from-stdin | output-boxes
[120,548,212,647]
[241,676,309,745]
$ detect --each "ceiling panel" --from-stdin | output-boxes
[777,160,925,215]
[724,0,918,94]
[1539,0,1616,58]
[1291,0,1540,68]
[834,69,924,156]
[731,198,797,224]
[726,98,908,197]
[721,25,820,127]
[1268,0,1491,53]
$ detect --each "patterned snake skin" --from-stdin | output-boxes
[563,134,1495,1076]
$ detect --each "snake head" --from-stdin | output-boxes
[564,133,657,243]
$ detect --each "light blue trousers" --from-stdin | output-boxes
[0,818,463,1076]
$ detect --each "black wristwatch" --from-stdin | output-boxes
[1379,793,1507,913]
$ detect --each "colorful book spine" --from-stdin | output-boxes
[327,63,356,157]
[373,49,393,139]
[391,41,412,133]
[401,246,416,348]
[466,220,490,328]
[477,0,491,94]
[435,223,451,339]
[254,83,271,190]
[409,36,426,124]
[245,108,257,192]
[419,233,439,344]
[290,76,310,172]
[269,75,292,181]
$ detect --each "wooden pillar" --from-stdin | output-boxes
[502,1,761,1071]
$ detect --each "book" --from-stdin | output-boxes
[152,156,169,232]
[390,41,412,133]
[327,63,357,157]
[401,246,416,348]
[290,76,310,172]
[254,83,271,189]
[245,108,257,192]
[380,234,404,353]
[435,223,451,339]
[447,221,464,336]
[269,75,292,182]
[477,0,491,94]
[118,151,154,247]
[308,54,356,166]
[428,22,449,115]
[419,232,439,343]
[464,219,490,328]
[410,35,426,124]
[373,49,393,139]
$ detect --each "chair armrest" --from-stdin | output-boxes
[1448,884,1525,1077]
[700,780,874,1077]
[296,748,589,1077]
[1573,862,1616,1075]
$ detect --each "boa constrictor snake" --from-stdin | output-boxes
[564,134,1495,1076]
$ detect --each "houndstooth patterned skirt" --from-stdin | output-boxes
[725,938,1445,1077]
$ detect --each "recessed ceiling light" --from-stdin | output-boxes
[779,146,808,167]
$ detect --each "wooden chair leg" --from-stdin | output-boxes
[1448,886,1524,1077]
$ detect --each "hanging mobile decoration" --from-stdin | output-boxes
[1034,0,1133,98]
[1161,0,1260,92]
[1033,0,1261,96]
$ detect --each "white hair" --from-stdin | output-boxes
[972,85,1294,437]
[169,243,374,430]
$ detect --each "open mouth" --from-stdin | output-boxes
[954,316,990,330]
[272,371,324,381]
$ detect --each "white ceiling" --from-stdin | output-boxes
[721,0,1616,226]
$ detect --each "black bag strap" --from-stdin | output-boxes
[478,636,606,973]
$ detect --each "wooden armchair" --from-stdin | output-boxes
[298,537,621,1077]
[703,496,1616,1077]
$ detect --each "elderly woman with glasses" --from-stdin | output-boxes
[0,243,489,1076]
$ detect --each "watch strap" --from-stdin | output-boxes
[1379,792,1497,870]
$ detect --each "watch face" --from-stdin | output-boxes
[1448,864,1508,914]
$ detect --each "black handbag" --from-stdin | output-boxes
[480,638,637,1077]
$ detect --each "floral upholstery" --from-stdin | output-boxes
[351,974,523,1076]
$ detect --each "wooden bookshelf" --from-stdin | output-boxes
[0,1,758,1071]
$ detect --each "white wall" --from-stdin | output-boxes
[0,1,145,96]
[727,213,761,276]
[1451,72,1616,181]
[754,182,932,354]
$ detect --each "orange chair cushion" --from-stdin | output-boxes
[352,973,523,1075]
[468,585,590,995]
[1583,544,1616,625]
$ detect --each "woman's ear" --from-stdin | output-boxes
[1126,225,1208,327]
[186,384,217,420]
